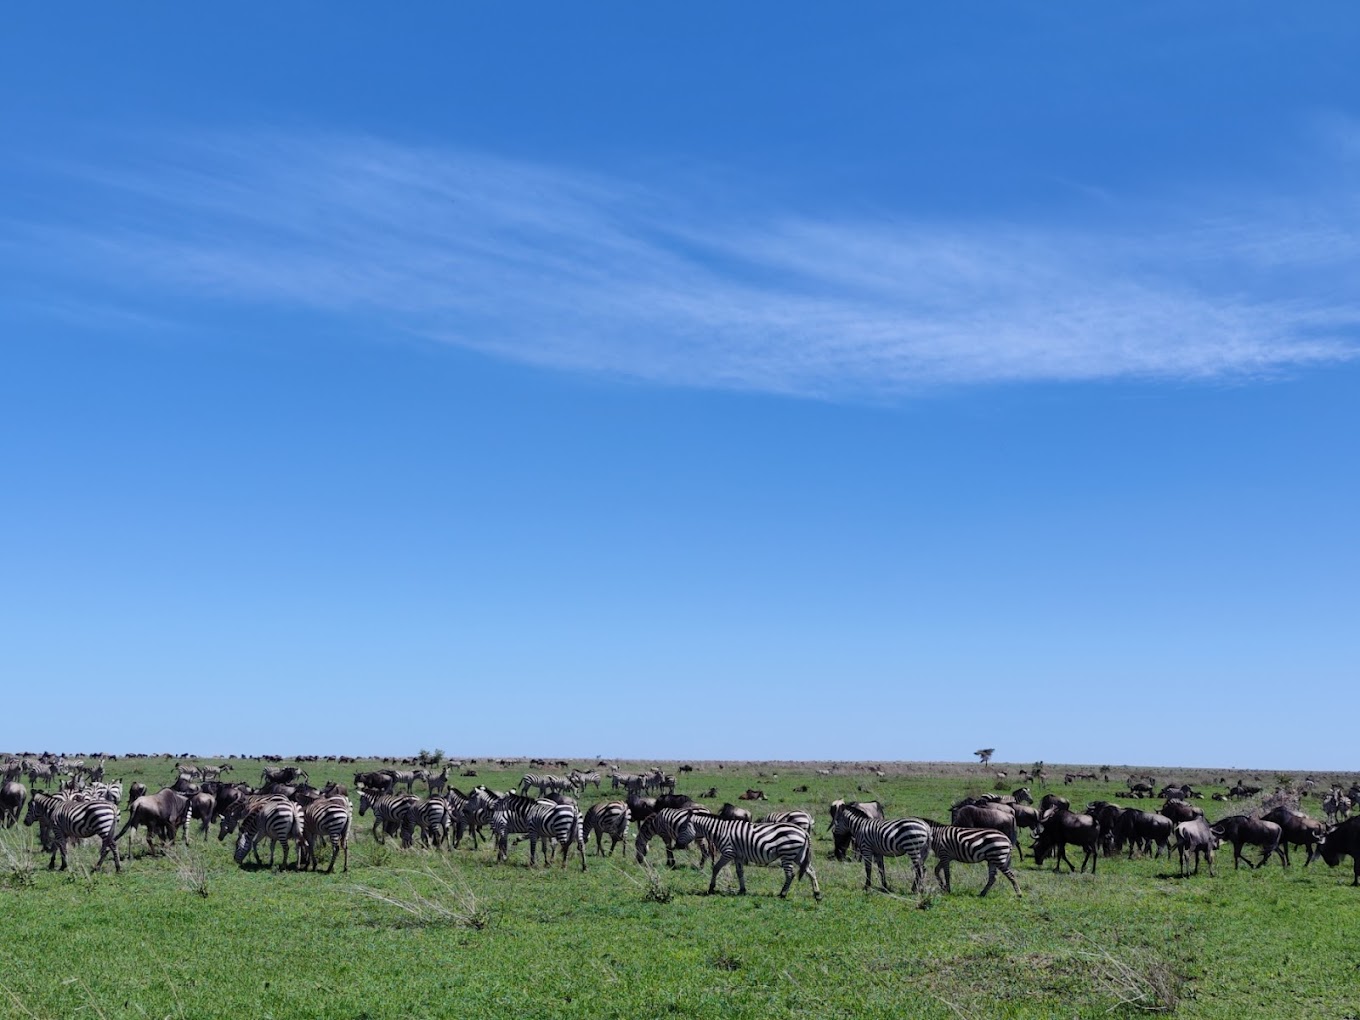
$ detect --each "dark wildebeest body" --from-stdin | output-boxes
[353,771,394,794]
[1086,802,1122,856]
[1038,794,1070,818]
[0,781,26,827]
[1211,815,1284,870]
[1160,799,1204,824]
[1114,810,1173,859]
[1174,818,1217,876]
[654,794,698,811]
[718,803,752,822]
[1032,809,1100,873]
[625,795,658,825]
[1261,806,1326,866]
[1317,816,1360,885]
[116,789,192,849]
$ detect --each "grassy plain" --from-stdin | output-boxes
[1,758,1358,1020]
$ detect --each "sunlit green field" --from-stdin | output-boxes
[2,758,1357,1020]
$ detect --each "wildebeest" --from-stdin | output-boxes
[1114,810,1173,860]
[0,781,26,827]
[190,791,216,840]
[718,803,752,822]
[1085,801,1123,856]
[1317,816,1360,885]
[1173,818,1217,876]
[353,771,395,794]
[1159,799,1204,824]
[738,789,766,801]
[1261,806,1326,866]
[128,781,147,805]
[1038,794,1070,818]
[1210,815,1284,870]
[115,789,193,850]
[1031,809,1100,873]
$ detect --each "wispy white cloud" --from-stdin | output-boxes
[17,131,1360,397]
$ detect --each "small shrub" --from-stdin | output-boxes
[710,951,742,971]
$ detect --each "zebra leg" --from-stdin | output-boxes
[1003,866,1021,896]
[734,859,747,895]
[935,859,951,893]
[708,852,731,894]
[876,854,891,893]
[980,862,998,897]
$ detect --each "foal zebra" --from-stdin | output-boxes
[234,799,304,869]
[831,804,930,892]
[583,801,630,856]
[24,792,121,872]
[491,794,586,871]
[929,825,1022,897]
[299,795,352,873]
[687,814,820,899]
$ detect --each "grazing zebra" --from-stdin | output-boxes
[763,809,815,832]
[634,808,698,868]
[218,795,291,843]
[24,792,121,872]
[832,804,930,893]
[570,770,602,792]
[407,797,452,849]
[929,825,1022,897]
[358,791,418,846]
[519,773,571,797]
[684,814,819,899]
[490,794,586,871]
[380,769,424,794]
[234,799,305,869]
[583,801,630,856]
[299,795,352,873]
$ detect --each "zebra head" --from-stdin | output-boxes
[358,790,376,816]
[23,794,48,827]
[233,829,254,865]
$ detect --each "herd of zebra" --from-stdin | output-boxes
[6,756,1360,898]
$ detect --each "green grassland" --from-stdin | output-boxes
[2,758,1358,1020]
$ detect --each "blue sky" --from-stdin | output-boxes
[3,5,1358,768]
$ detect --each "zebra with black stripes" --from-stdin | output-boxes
[687,814,820,899]
[407,797,452,849]
[359,790,418,846]
[381,769,423,794]
[583,800,630,856]
[234,798,305,869]
[490,793,586,871]
[928,825,1022,897]
[299,795,352,873]
[762,809,815,832]
[458,787,499,849]
[570,770,602,792]
[831,803,929,892]
[634,808,698,868]
[23,792,121,872]
[519,773,570,797]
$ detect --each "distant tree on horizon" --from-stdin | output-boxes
[974,748,995,766]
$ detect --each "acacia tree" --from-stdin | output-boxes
[974,748,995,766]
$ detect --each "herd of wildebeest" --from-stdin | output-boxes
[4,752,1360,900]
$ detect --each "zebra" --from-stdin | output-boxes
[87,781,123,805]
[426,765,450,796]
[299,795,352,873]
[458,787,498,849]
[218,795,291,843]
[234,799,305,869]
[685,814,820,899]
[358,791,418,846]
[570,770,602,792]
[830,804,929,893]
[519,773,570,797]
[928,825,1022,897]
[583,801,630,856]
[490,794,586,871]
[407,797,452,849]
[23,792,121,872]
[634,808,700,868]
[763,809,815,832]
[381,769,424,794]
